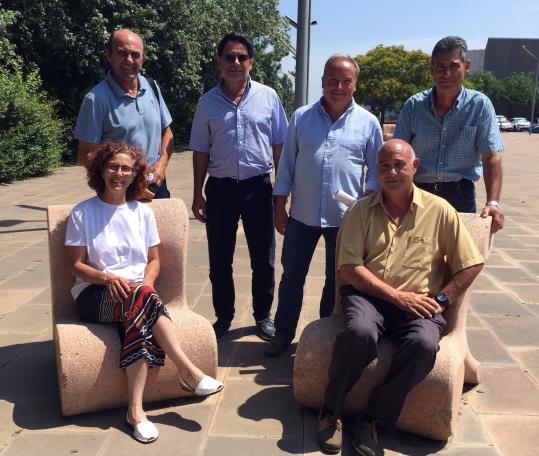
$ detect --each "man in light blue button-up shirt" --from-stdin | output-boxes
[264,54,383,357]
[189,32,288,342]
[394,36,505,233]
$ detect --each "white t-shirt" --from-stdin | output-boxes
[65,196,160,299]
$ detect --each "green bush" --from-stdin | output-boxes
[0,67,66,182]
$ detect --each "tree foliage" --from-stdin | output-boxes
[0,67,66,182]
[466,70,503,102]
[2,0,293,142]
[354,45,431,124]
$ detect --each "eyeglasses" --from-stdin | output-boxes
[105,164,134,175]
[223,53,251,64]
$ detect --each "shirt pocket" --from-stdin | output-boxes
[401,236,436,270]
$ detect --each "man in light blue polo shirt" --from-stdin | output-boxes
[190,32,288,342]
[75,29,173,199]
[394,36,504,232]
[264,54,383,357]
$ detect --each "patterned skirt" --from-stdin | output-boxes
[75,283,170,368]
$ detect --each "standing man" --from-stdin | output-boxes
[264,54,383,357]
[394,36,504,232]
[75,29,173,199]
[190,32,288,341]
[317,140,484,455]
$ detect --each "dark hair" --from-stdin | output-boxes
[87,143,147,201]
[431,36,469,63]
[217,32,254,59]
[106,29,144,53]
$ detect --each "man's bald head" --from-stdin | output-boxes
[107,29,144,53]
[377,139,416,164]
[376,139,418,194]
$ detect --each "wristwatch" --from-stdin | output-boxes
[434,292,450,310]
[486,200,500,208]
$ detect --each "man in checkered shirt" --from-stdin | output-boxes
[394,36,504,233]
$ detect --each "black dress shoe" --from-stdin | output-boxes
[212,319,231,341]
[263,332,292,357]
[255,317,276,341]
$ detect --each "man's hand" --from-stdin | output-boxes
[394,291,442,318]
[274,204,288,235]
[136,187,156,201]
[192,195,206,223]
[147,161,166,186]
[105,274,131,304]
[480,204,504,233]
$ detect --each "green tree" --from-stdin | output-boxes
[500,72,533,117]
[466,70,503,102]
[2,0,292,142]
[354,45,431,124]
[0,8,20,71]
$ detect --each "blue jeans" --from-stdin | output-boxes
[153,178,171,199]
[274,218,339,339]
[415,179,476,212]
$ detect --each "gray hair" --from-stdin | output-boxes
[323,53,360,81]
[431,36,469,63]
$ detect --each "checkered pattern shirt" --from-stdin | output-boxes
[393,87,504,183]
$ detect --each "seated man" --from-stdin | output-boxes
[317,139,484,455]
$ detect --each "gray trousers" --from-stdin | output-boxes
[323,286,446,429]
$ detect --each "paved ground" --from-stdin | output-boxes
[0,132,538,455]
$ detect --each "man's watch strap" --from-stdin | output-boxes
[434,292,450,309]
[486,200,500,208]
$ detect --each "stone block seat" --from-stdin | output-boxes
[382,123,396,141]
[47,198,217,416]
[293,213,491,440]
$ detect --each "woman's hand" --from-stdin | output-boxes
[105,274,131,304]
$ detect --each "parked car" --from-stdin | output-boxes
[496,115,513,131]
[532,124,539,133]
[509,117,531,132]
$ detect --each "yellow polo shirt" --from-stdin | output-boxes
[338,186,484,294]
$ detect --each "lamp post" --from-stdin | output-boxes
[522,44,539,135]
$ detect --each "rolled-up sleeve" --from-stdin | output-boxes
[364,122,383,192]
[189,100,210,153]
[273,110,298,196]
[271,94,288,146]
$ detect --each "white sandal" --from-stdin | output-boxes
[126,413,159,443]
[180,375,224,396]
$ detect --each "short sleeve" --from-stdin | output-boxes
[65,208,86,246]
[271,92,288,145]
[476,95,504,154]
[74,94,103,143]
[189,98,210,153]
[337,203,367,268]
[144,207,161,247]
[154,82,173,129]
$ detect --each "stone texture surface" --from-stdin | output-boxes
[0,133,538,454]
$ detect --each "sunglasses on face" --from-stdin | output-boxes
[223,53,251,64]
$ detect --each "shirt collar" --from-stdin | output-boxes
[318,97,356,121]
[368,184,425,210]
[429,86,466,113]
[106,71,144,99]
[217,76,252,100]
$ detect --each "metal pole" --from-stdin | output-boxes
[522,45,539,134]
[294,0,310,109]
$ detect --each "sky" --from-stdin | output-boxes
[278,0,539,103]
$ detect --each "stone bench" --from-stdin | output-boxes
[293,213,491,440]
[383,123,396,141]
[47,198,217,416]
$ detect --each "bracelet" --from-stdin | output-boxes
[486,200,500,208]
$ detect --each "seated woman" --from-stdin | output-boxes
[65,142,223,443]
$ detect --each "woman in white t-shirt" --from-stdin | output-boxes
[65,143,222,443]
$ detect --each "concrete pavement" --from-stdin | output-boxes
[0,132,538,455]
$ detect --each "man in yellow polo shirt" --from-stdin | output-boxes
[317,139,484,455]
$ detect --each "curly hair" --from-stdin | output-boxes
[86,143,147,201]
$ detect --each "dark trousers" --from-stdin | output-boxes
[324,286,446,429]
[415,179,476,212]
[205,174,275,322]
[274,218,339,339]
[153,178,171,199]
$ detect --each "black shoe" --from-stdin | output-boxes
[212,319,231,341]
[351,418,378,456]
[255,317,276,341]
[316,410,342,454]
[263,332,292,357]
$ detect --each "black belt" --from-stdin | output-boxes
[416,179,473,192]
[209,173,269,184]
